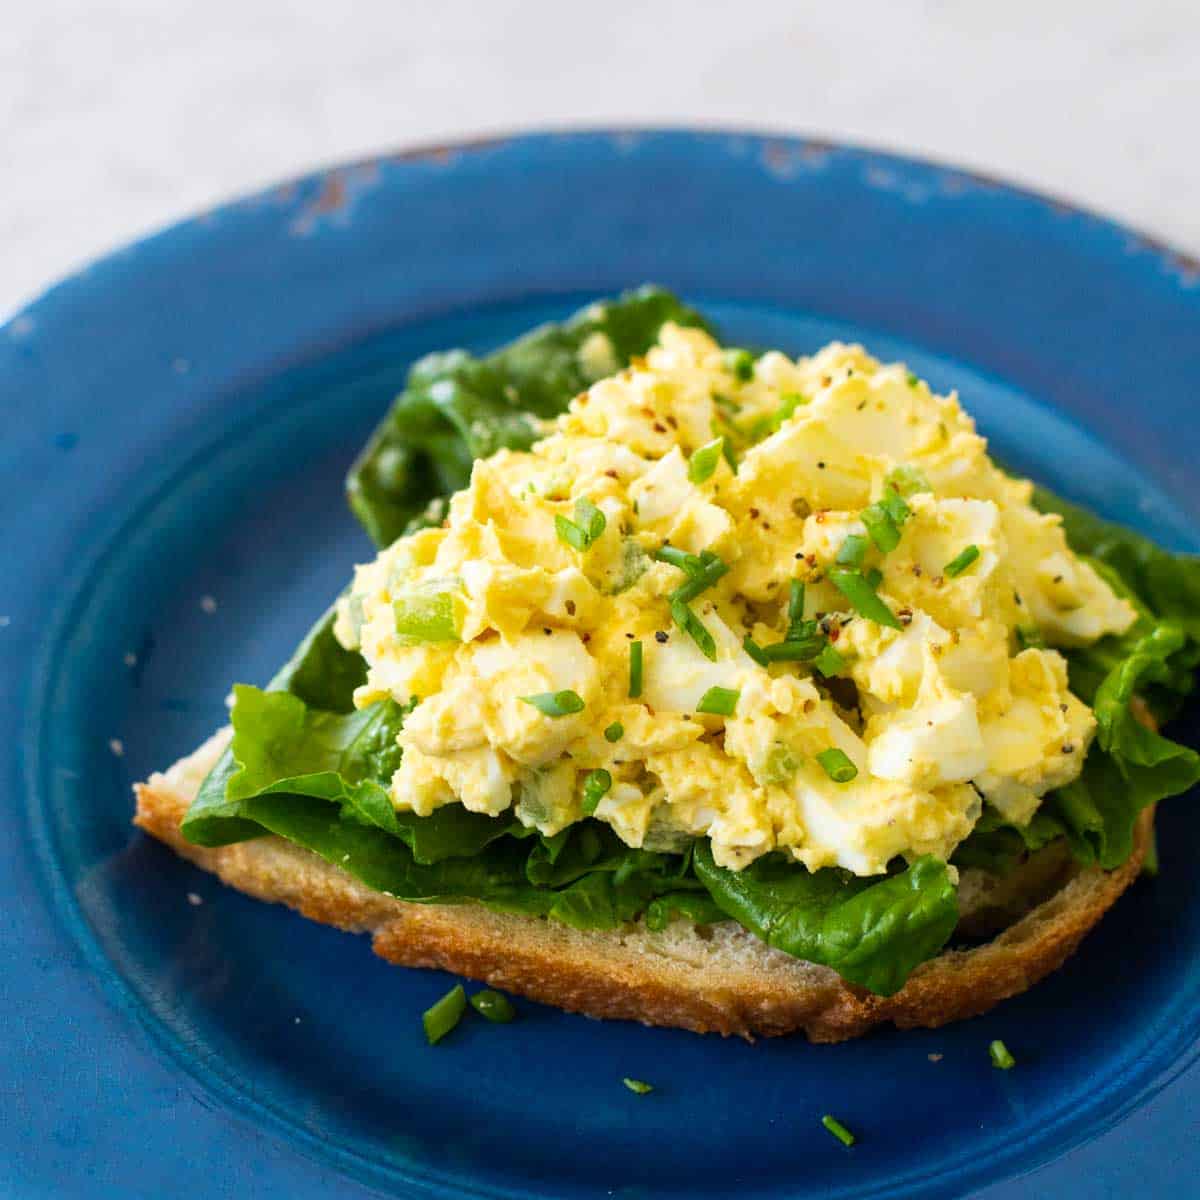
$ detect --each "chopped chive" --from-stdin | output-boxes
[604,722,625,743]
[623,1077,654,1095]
[886,465,931,497]
[814,642,846,676]
[878,489,910,524]
[749,391,808,439]
[554,515,589,552]
[989,1039,1016,1070]
[629,641,644,698]
[393,588,460,644]
[830,569,900,629]
[1016,625,1045,651]
[521,690,585,717]
[555,498,606,552]
[723,348,755,382]
[688,437,725,484]
[836,534,868,568]
[655,544,704,574]
[721,434,739,474]
[816,747,858,783]
[696,686,740,716]
[861,504,901,553]
[944,544,980,578]
[673,557,730,604]
[574,497,607,542]
[422,984,466,1044]
[864,566,883,590]
[670,597,717,661]
[761,637,825,663]
[906,371,919,387]
[470,990,517,1023]
[581,768,613,815]
[822,1114,856,1147]
[787,579,806,630]
[743,635,770,667]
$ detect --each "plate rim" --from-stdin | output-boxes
[5,123,1198,333]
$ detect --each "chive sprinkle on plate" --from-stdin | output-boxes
[821,1114,856,1147]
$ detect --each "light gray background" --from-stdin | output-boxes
[5,1,1199,319]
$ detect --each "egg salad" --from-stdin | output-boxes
[332,326,1137,878]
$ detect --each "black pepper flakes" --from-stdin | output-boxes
[1062,743,1075,754]
[655,631,669,644]
[817,461,826,470]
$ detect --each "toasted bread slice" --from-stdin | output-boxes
[134,729,1152,1042]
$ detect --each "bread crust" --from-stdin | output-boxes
[134,730,1153,1042]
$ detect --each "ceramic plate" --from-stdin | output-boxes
[4,130,1199,1199]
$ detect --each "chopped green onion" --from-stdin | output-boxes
[721,434,739,474]
[654,544,705,574]
[604,722,625,743]
[521,690,585,717]
[836,534,868,568]
[861,504,901,553]
[944,544,980,578]
[787,579,806,630]
[878,489,911,524]
[864,566,883,590]
[688,437,725,484]
[393,588,460,645]
[623,1078,654,1095]
[628,641,644,697]
[470,990,516,1023]
[1016,625,1045,651]
[906,371,919,387]
[696,686,740,716]
[575,497,607,541]
[670,597,717,661]
[816,747,858,783]
[555,497,606,552]
[814,642,846,676]
[581,768,613,815]
[763,741,800,784]
[555,514,589,552]
[761,637,825,663]
[886,464,931,497]
[672,556,730,604]
[723,348,755,382]
[989,1039,1016,1070]
[830,569,900,629]
[743,635,770,667]
[423,984,466,1044]
[822,1115,856,1147]
[749,391,808,439]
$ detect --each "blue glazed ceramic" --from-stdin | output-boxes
[3,130,1199,1200]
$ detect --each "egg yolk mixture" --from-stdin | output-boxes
[334,326,1136,876]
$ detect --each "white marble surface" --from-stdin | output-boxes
[5,0,1199,318]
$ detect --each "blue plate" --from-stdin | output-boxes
[4,130,1199,1200]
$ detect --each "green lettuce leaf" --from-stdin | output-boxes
[693,843,958,996]
[346,285,714,548]
[181,601,368,847]
[951,806,1067,876]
